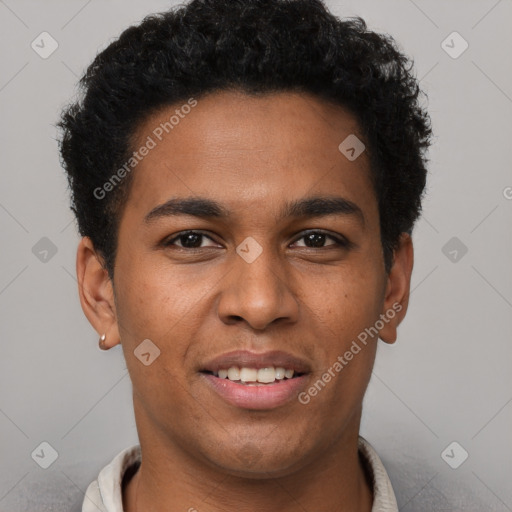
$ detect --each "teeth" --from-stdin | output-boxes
[257,367,276,383]
[214,366,297,384]
[227,367,240,380]
[274,367,286,380]
[240,367,258,382]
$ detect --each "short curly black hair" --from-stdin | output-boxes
[57,0,432,280]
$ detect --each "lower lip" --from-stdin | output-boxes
[201,373,309,410]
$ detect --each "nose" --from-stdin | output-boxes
[217,245,299,331]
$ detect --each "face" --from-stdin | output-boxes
[79,90,412,478]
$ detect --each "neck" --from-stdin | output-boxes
[123,405,373,512]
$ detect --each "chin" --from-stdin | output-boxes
[208,448,304,479]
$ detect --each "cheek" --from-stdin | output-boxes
[113,259,213,396]
[301,274,382,412]
[114,267,195,407]
[307,264,384,340]
[301,268,383,392]
[114,258,197,337]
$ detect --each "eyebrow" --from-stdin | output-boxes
[144,195,365,227]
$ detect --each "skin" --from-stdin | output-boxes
[77,90,413,512]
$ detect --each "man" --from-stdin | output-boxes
[57,1,432,510]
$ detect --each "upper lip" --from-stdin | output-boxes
[201,350,311,374]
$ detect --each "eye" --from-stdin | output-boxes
[162,230,352,250]
[163,230,220,249]
[291,230,351,249]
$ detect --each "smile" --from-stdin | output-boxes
[205,365,303,384]
[200,370,309,409]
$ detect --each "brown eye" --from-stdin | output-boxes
[163,231,219,249]
[292,230,351,249]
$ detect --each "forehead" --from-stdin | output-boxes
[124,90,377,224]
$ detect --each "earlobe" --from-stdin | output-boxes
[378,233,414,344]
[76,237,120,349]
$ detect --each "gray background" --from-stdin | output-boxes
[0,0,511,510]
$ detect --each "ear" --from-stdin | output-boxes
[76,237,120,349]
[378,232,414,344]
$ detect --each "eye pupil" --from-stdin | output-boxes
[305,232,326,248]
[180,232,202,248]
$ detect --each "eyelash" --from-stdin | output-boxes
[162,230,352,250]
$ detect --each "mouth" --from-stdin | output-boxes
[200,367,307,386]
[199,350,311,409]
